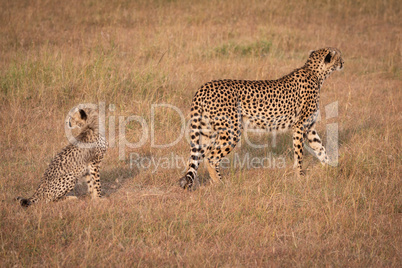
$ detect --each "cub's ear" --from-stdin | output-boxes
[79,109,88,120]
[309,50,315,57]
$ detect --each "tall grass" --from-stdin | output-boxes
[1,0,401,266]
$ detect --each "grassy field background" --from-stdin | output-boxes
[1,0,401,266]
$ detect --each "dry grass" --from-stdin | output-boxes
[1,0,401,266]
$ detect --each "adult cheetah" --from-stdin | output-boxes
[179,47,344,190]
[17,106,107,206]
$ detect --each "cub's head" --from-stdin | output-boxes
[68,108,87,129]
[67,107,99,130]
[305,47,344,78]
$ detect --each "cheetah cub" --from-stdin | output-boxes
[17,107,107,207]
[180,47,344,190]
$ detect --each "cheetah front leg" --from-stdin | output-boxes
[306,127,329,165]
[292,125,305,176]
[87,160,102,198]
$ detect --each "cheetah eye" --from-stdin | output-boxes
[324,53,332,63]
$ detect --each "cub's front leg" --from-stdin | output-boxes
[87,160,102,198]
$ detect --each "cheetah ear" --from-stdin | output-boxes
[79,109,88,121]
[324,52,332,63]
[325,50,337,64]
[309,50,315,57]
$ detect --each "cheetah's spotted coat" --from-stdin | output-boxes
[180,47,344,190]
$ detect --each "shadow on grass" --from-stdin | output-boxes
[71,166,139,198]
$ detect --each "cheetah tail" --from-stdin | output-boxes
[16,196,32,207]
[179,102,204,190]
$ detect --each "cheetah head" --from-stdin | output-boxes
[305,47,344,79]
[67,108,89,129]
[67,106,100,132]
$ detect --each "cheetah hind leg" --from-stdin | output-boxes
[205,159,222,185]
[46,173,78,202]
[203,126,240,184]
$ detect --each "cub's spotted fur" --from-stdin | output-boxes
[180,47,344,190]
[17,107,107,206]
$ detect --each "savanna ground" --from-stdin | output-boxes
[1,0,401,266]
